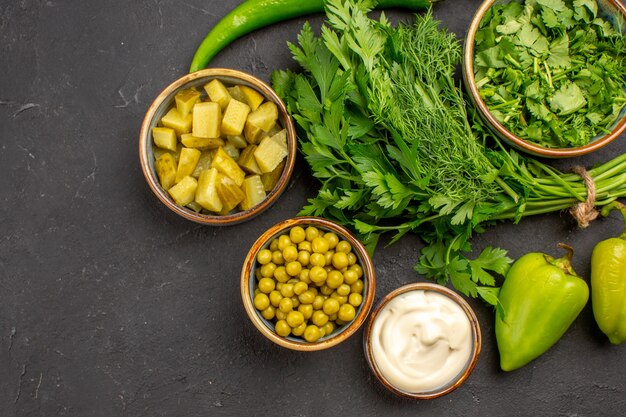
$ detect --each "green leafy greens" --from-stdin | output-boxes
[272,0,626,307]
[474,0,626,148]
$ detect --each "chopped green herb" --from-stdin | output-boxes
[474,0,626,148]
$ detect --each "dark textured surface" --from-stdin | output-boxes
[1,0,625,416]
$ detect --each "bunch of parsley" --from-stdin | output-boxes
[272,0,626,308]
[474,0,626,148]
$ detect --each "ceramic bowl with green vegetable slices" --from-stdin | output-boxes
[241,217,376,351]
[463,0,626,158]
[139,68,297,225]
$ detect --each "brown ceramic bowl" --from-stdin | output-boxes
[363,283,481,399]
[463,0,626,158]
[139,68,297,225]
[241,216,376,351]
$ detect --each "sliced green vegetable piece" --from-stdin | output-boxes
[212,147,245,186]
[240,175,267,210]
[155,153,177,190]
[176,147,202,183]
[152,127,178,151]
[195,167,223,212]
[168,175,198,206]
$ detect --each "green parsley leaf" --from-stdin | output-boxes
[549,81,587,115]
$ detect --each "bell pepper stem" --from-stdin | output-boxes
[552,243,576,276]
[600,201,626,238]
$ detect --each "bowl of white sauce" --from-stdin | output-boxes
[363,283,482,399]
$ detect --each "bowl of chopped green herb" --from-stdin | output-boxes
[463,0,626,157]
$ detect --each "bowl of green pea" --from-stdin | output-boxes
[240,216,376,351]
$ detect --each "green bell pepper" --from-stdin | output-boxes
[591,202,626,345]
[496,244,589,371]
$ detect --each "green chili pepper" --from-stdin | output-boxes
[591,202,626,345]
[189,0,438,72]
[495,244,589,371]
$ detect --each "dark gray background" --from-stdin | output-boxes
[1,0,625,416]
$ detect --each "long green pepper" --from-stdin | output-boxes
[189,0,438,72]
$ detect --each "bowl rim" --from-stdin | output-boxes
[363,282,482,400]
[240,216,376,351]
[463,0,626,158]
[138,68,297,225]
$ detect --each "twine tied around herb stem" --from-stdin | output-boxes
[570,166,599,228]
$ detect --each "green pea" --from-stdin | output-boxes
[309,253,326,267]
[280,283,295,298]
[323,232,339,249]
[338,304,356,322]
[336,283,351,296]
[324,250,334,266]
[282,245,298,263]
[326,270,344,289]
[260,262,277,278]
[343,269,359,285]
[323,298,340,315]
[349,292,362,307]
[262,305,275,320]
[336,240,352,254]
[286,261,302,277]
[278,234,292,251]
[298,240,312,252]
[349,264,363,279]
[311,310,329,326]
[272,250,285,265]
[304,325,321,342]
[347,252,357,266]
[305,226,320,241]
[331,293,348,305]
[299,268,311,284]
[298,289,315,304]
[279,297,293,313]
[332,252,349,270]
[269,290,282,307]
[257,249,273,265]
[269,238,279,252]
[297,250,310,266]
[309,266,327,284]
[351,279,364,294]
[298,303,313,320]
[312,295,325,310]
[289,226,306,244]
[320,285,334,296]
[311,237,330,254]
[286,311,305,328]
[254,293,270,311]
[274,266,289,283]
[275,320,291,337]
[291,321,307,337]
[258,277,275,294]
[321,322,335,337]
[293,281,308,295]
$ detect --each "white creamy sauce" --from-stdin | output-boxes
[370,290,473,393]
